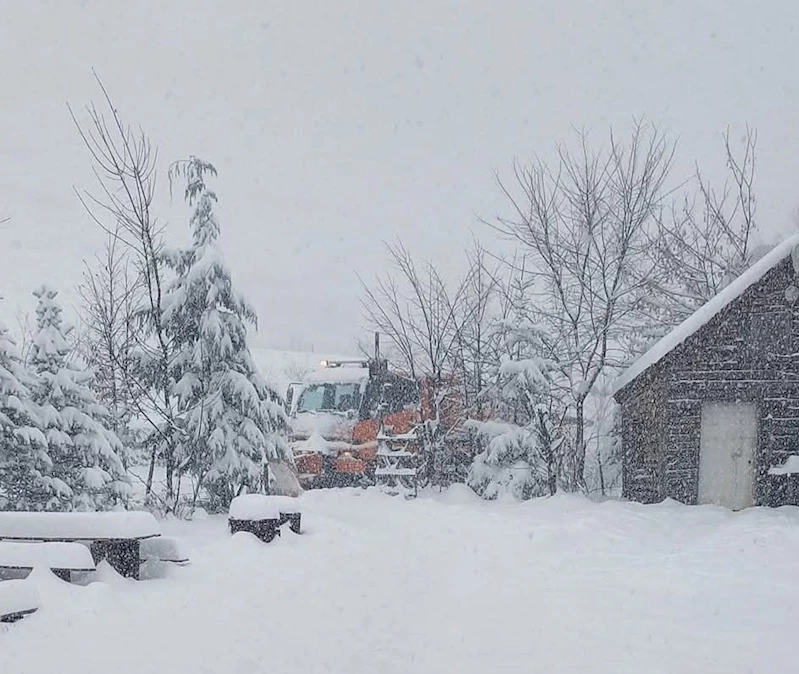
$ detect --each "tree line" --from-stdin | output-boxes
[0,80,761,510]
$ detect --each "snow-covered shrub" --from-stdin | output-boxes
[467,352,564,500]
[466,421,551,499]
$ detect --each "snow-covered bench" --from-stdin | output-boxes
[228,494,303,542]
[0,511,161,579]
[0,580,39,623]
[139,536,189,566]
[0,541,96,582]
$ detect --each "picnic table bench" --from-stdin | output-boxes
[228,494,303,543]
[0,511,161,579]
[0,579,39,623]
[0,541,96,581]
[140,537,189,566]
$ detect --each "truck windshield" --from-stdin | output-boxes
[296,383,360,413]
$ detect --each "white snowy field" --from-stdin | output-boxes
[2,490,799,674]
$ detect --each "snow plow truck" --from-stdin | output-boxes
[284,350,420,488]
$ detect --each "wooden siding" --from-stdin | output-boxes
[620,375,662,504]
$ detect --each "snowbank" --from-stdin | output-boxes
[3,491,799,673]
[0,511,160,541]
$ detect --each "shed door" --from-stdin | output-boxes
[698,403,757,510]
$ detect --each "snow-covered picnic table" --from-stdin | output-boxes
[0,512,161,579]
[229,494,303,542]
[0,511,160,542]
[228,494,302,521]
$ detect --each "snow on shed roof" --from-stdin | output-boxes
[615,234,799,395]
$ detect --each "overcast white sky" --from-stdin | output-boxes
[1,1,798,352]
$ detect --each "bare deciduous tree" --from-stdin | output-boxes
[14,309,35,366]
[360,241,469,384]
[360,241,482,485]
[450,241,500,418]
[70,74,181,507]
[77,225,141,466]
[647,126,759,330]
[492,122,674,489]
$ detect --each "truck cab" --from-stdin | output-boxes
[286,358,419,488]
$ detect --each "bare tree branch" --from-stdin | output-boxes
[71,74,181,506]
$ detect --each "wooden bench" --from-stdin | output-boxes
[0,580,39,623]
[0,511,161,579]
[0,541,96,582]
[228,494,303,543]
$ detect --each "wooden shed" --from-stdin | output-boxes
[614,234,799,510]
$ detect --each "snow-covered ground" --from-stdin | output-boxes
[2,490,799,673]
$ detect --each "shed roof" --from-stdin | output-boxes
[614,234,799,395]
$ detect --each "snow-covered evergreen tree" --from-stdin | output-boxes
[164,157,290,509]
[467,328,564,500]
[30,286,130,510]
[0,322,51,510]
